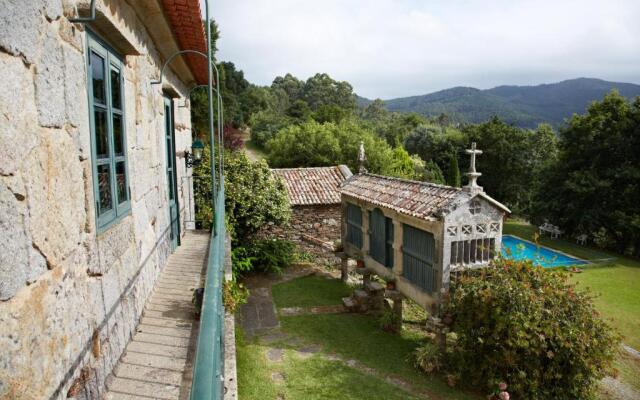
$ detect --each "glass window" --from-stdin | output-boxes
[88,34,130,231]
[116,161,127,204]
[110,68,121,110]
[91,51,105,104]
[113,114,123,156]
[97,164,113,214]
[94,108,109,158]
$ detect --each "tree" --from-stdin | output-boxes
[265,119,421,179]
[302,73,357,112]
[447,153,461,187]
[532,91,640,255]
[286,99,312,121]
[423,160,446,184]
[463,117,542,213]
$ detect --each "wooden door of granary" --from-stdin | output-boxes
[402,224,436,292]
[369,208,393,268]
[346,203,363,248]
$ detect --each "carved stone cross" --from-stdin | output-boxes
[464,142,483,192]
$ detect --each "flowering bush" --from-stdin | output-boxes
[442,258,619,399]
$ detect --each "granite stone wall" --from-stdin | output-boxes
[0,1,195,398]
[262,205,342,265]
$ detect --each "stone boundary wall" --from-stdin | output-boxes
[262,205,342,265]
[0,1,195,398]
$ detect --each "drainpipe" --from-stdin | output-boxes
[69,0,97,23]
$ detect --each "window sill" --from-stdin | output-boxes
[96,208,132,236]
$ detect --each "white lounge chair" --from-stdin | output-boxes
[576,234,588,245]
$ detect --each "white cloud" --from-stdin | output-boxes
[201,0,640,98]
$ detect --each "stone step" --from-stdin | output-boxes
[364,281,384,293]
[353,289,369,302]
[342,296,356,311]
[354,267,374,276]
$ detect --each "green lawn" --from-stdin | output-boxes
[272,275,353,308]
[270,275,478,399]
[504,220,640,349]
[236,325,425,400]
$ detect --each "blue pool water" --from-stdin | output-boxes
[501,235,587,268]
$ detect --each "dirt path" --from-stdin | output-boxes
[237,129,263,162]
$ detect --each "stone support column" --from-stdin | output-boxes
[340,254,349,282]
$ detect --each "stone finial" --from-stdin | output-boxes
[463,142,483,193]
[358,141,367,174]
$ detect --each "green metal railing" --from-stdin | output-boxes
[191,182,226,399]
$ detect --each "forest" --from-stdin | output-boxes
[192,21,640,258]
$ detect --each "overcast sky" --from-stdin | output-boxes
[200,0,640,99]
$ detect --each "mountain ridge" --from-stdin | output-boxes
[359,78,640,128]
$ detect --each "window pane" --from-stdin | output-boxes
[111,68,121,110]
[113,114,123,156]
[91,52,105,104]
[166,137,173,169]
[116,161,127,204]
[97,164,113,214]
[94,108,109,158]
[167,171,174,201]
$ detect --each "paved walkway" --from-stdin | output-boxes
[105,231,210,400]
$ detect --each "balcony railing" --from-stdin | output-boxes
[190,181,226,399]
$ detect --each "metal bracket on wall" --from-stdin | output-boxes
[69,0,97,23]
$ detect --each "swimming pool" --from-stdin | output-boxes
[501,235,587,268]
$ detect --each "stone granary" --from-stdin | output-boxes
[0,1,219,398]
[340,143,510,312]
[269,166,352,260]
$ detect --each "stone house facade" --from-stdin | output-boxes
[0,1,207,398]
[268,166,352,262]
[340,144,510,312]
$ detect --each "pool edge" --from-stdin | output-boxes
[502,234,590,267]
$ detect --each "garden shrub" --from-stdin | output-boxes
[248,239,296,275]
[223,279,249,313]
[231,239,296,276]
[194,148,290,238]
[441,258,619,399]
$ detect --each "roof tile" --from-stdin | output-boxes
[272,166,352,206]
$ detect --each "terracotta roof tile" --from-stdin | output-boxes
[272,166,352,206]
[340,173,463,219]
[162,0,208,84]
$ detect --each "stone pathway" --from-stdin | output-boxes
[238,265,320,336]
[104,232,210,400]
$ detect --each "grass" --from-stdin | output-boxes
[272,274,353,308]
[280,314,476,399]
[504,220,640,349]
[273,275,477,399]
[283,352,423,400]
[614,350,640,392]
[236,330,279,399]
[236,325,425,400]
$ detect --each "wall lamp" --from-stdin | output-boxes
[186,138,205,168]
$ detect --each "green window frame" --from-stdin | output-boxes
[86,33,130,232]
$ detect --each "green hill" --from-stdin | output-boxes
[365,78,640,128]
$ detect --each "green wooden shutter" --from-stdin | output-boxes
[402,224,436,292]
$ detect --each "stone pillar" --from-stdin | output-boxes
[340,254,349,282]
[386,289,404,332]
[392,220,403,275]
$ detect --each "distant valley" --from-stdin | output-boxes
[358,78,640,128]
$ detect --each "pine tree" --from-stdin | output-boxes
[447,154,461,187]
